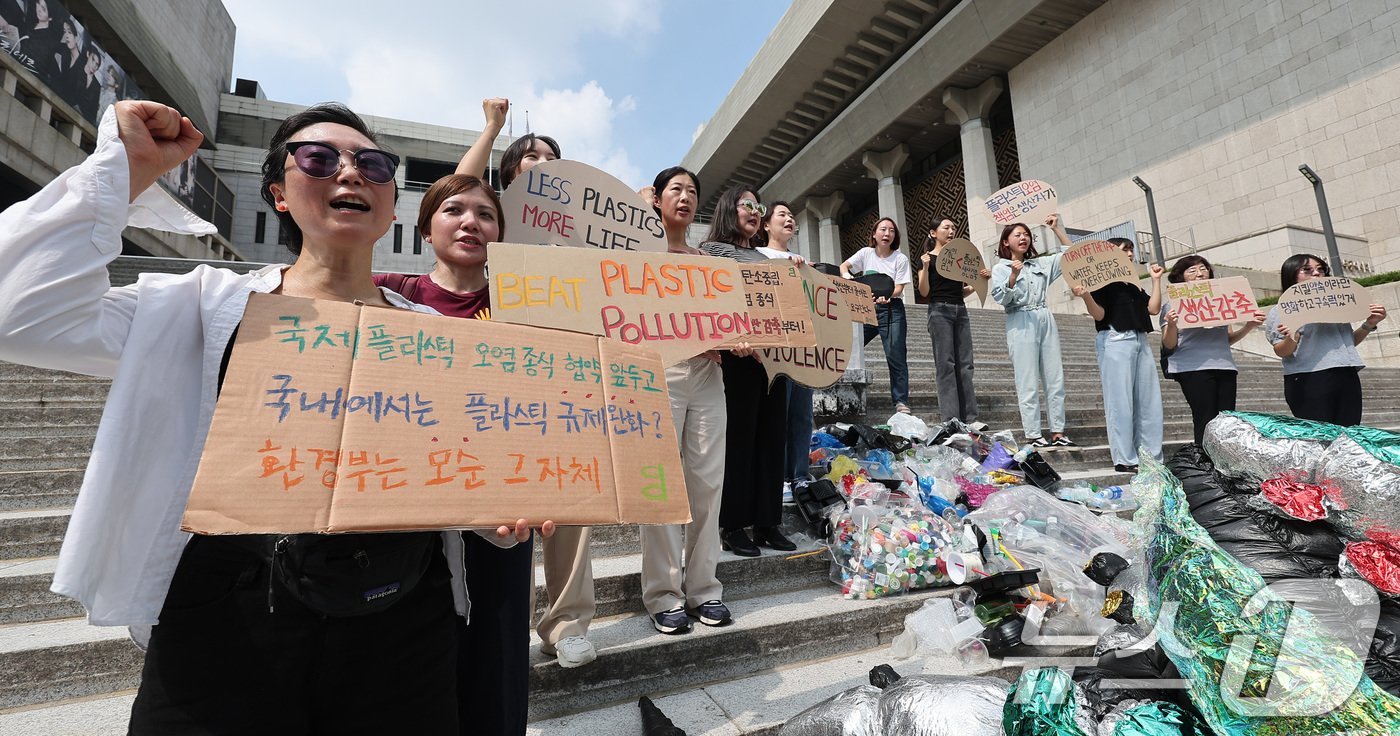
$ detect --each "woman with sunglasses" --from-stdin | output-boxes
[1160,255,1265,444]
[702,186,795,558]
[990,214,1077,449]
[840,217,913,413]
[0,101,549,733]
[916,216,988,426]
[1264,254,1387,425]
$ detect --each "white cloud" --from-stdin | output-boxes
[224,0,654,185]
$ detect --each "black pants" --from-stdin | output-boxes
[1284,366,1363,426]
[129,535,458,735]
[1174,369,1237,445]
[457,532,534,735]
[718,353,789,531]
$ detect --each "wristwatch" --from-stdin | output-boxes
[1362,323,1378,332]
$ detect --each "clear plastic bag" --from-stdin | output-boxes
[828,504,956,599]
[887,412,931,442]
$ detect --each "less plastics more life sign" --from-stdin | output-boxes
[498,159,667,252]
[1062,239,1139,292]
[1275,276,1373,331]
[981,179,1057,227]
[487,242,804,365]
[934,238,989,304]
[757,263,863,389]
[183,293,691,534]
[1165,276,1260,329]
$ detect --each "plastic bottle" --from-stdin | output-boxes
[1056,483,1096,505]
[1092,486,1127,511]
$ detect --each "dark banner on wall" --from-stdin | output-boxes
[0,0,232,239]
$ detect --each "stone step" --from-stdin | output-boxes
[0,407,103,437]
[0,617,143,710]
[0,470,83,512]
[0,690,135,735]
[0,558,79,626]
[0,509,68,561]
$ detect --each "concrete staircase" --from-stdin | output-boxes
[6,266,1400,733]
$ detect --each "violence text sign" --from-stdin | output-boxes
[934,238,989,304]
[1276,277,1373,331]
[758,263,860,389]
[1062,239,1138,291]
[499,159,667,252]
[981,179,1058,227]
[1165,277,1260,328]
[184,293,690,534]
[487,243,807,365]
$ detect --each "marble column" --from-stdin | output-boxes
[942,77,1005,249]
[804,191,846,266]
[862,145,911,301]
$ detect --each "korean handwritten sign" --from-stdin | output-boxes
[981,179,1058,226]
[933,238,989,305]
[720,261,817,350]
[499,159,667,252]
[826,275,877,326]
[1165,277,1260,328]
[1062,239,1138,291]
[1275,277,1372,331]
[487,243,816,364]
[758,263,864,389]
[184,293,690,534]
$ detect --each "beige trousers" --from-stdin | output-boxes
[639,356,727,615]
[535,525,595,649]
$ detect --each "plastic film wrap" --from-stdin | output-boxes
[1001,667,1095,736]
[1319,428,1400,531]
[1097,700,1210,736]
[876,674,1008,735]
[1341,541,1400,596]
[778,684,881,736]
[1202,412,1339,482]
[1253,473,1347,522]
[1133,454,1400,734]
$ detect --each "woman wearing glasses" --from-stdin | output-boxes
[702,186,795,558]
[840,217,914,414]
[1264,254,1387,425]
[0,101,547,733]
[1160,255,1265,444]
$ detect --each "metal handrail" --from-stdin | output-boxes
[1137,230,1195,260]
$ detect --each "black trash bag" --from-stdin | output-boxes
[1083,551,1132,587]
[852,272,895,299]
[639,695,687,736]
[1018,449,1061,490]
[1072,666,1176,723]
[868,663,901,689]
[1170,445,1343,582]
[841,423,913,455]
[794,479,846,538]
[1368,599,1400,695]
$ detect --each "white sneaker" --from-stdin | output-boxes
[552,636,597,668]
[782,482,794,504]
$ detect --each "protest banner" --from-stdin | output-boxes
[1275,277,1373,331]
[719,261,817,350]
[498,159,667,252]
[981,179,1058,226]
[758,263,859,389]
[1062,239,1139,291]
[1165,277,1260,328]
[826,275,877,326]
[487,242,803,365]
[933,237,989,304]
[183,293,690,534]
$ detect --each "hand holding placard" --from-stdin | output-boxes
[1164,277,1260,329]
[933,238,989,304]
[981,180,1058,226]
[1061,240,1138,292]
[1275,277,1375,331]
[499,159,668,252]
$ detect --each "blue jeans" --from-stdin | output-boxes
[1005,307,1065,439]
[863,300,909,406]
[1095,329,1164,465]
[785,382,814,482]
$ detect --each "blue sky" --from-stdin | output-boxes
[222,1,789,190]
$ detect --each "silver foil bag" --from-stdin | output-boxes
[876,675,1008,735]
[779,684,881,736]
[1319,431,1400,531]
[1202,412,1337,481]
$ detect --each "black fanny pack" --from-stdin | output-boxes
[271,532,439,617]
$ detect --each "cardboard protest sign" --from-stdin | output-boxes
[499,159,667,252]
[933,238,989,304]
[758,263,859,389]
[1165,277,1260,328]
[184,293,690,534]
[1275,277,1373,331]
[719,261,817,350]
[1062,239,1139,291]
[826,275,877,326]
[981,179,1058,226]
[487,242,788,365]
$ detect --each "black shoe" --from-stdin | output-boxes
[1114,463,1139,473]
[752,525,797,552]
[721,528,760,557]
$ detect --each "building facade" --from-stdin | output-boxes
[683,0,1400,309]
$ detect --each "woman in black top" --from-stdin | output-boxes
[915,217,988,426]
[1072,237,1164,472]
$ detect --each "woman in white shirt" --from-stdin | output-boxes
[840,217,913,413]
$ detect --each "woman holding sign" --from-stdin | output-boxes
[0,101,549,733]
[702,186,796,557]
[990,215,1077,448]
[1161,255,1264,445]
[1072,237,1164,473]
[757,202,816,494]
[916,217,988,426]
[841,217,914,414]
[1265,254,1387,426]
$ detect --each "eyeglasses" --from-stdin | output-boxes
[738,198,768,217]
[1299,265,1329,276]
[285,141,400,185]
